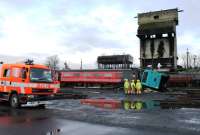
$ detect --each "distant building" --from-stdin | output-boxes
[97,54,133,69]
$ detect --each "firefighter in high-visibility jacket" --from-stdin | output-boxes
[130,80,136,94]
[124,79,130,95]
[136,80,142,95]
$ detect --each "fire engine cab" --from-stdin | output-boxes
[0,61,60,108]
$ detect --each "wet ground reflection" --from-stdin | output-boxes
[0,101,61,135]
[122,100,160,111]
[122,99,200,111]
[81,98,200,111]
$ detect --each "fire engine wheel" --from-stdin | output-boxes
[10,94,20,108]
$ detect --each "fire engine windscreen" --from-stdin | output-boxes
[30,68,53,83]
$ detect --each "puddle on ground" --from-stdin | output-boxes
[46,128,61,135]
[122,99,200,111]
[0,105,51,125]
[122,100,160,111]
[81,99,200,111]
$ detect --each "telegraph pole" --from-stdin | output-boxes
[186,48,189,69]
[193,55,197,68]
[80,59,82,70]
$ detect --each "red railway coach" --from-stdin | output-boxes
[168,74,192,87]
[58,69,138,88]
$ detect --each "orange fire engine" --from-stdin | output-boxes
[0,61,60,108]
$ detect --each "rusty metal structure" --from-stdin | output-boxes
[137,8,179,71]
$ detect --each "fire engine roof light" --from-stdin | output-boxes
[25,59,34,65]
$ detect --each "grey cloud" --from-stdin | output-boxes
[3,0,200,32]
[60,24,124,53]
[0,54,25,63]
[0,0,150,53]
[119,0,200,32]
[1,0,39,9]
[24,52,51,58]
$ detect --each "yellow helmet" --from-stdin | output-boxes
[137,80,140,82]
[132,80,135,82]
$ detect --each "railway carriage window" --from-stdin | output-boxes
[83,73,91,77]
[74,73,80,76]
[63,73,71,77]
[3,69,10,77]
[104,73,112,77]
[94,73,101,77]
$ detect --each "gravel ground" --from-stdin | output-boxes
[0,88,199,135]
[46,88,200,135]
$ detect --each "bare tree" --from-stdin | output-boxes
[181,53,192,69]
[196,55,200,68]
[63,61,70,70]
[188,54,193,69]
[45,55,60,70]
[181,54,187,68]
[192,55,197,68]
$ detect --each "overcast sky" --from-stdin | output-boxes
[0,0,199,68]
